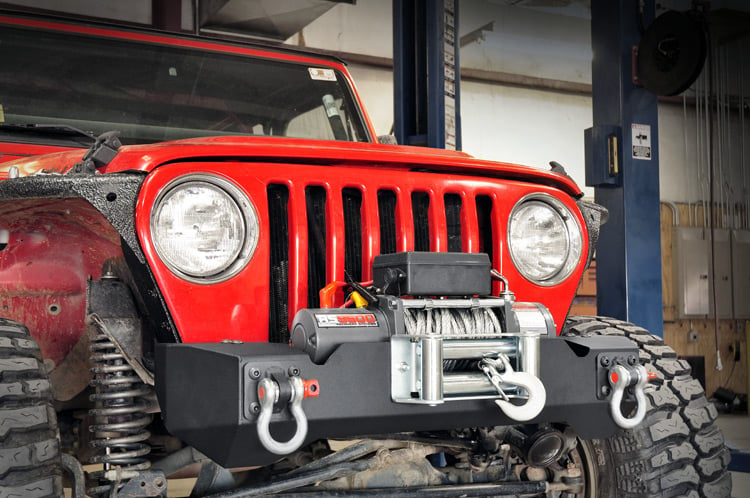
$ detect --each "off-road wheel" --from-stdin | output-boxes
[564,316,731,497]
[0,318,63,497]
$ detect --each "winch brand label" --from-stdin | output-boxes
[315,313,378,327]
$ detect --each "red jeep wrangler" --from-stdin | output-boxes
[0,13,731,498]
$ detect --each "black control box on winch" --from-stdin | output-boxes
[372,251,492,296]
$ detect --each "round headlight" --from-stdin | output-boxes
[508,195,582,286]
[150,175,258,283]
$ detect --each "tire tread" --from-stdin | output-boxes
[0,318,62,497]
[564,316,732,498]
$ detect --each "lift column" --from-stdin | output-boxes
[585,0,663,335]
[393,0,461,150]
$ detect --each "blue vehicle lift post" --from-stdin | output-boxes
[393,0,461,150]
[586,0,663,336]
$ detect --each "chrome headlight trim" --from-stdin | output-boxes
[508,193,583,286]
[150,174,259,284]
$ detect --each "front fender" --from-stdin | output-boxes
[0,173,176,366]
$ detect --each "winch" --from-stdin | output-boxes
[291,252,552,422]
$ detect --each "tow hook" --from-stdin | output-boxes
[607,363,653,429]
[481,355,546,422]
[256,375,319,455]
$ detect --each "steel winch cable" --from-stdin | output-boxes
[403,307,501,337]
[403,307,503,370]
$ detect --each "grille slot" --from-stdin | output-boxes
[445,193,462,252]
[378,190,397,255]
[343,188,363,282]
[306,186,327,309]
[476,195,494,267]
[412,191,431,251]
[267,184,290,343]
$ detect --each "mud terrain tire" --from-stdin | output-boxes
[0,318,62,498]
[564,316,731,498]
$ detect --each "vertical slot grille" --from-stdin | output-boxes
[306,186,327,308]
[266,179,491,343]
[378,189,397,255]
[343,188,363,282]
[476,195,494,265]
[267,184,290,343]
[412,192,431,251]
[445,193,462,252]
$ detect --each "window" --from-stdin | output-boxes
[0,25,370,145]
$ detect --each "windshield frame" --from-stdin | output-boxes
[0,13,376,146]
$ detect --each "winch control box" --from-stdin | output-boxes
[373,252,492,297]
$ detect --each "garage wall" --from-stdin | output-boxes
[295,0,750,207]
[298,0,598,194]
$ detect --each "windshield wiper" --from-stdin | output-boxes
[0,123,97,146]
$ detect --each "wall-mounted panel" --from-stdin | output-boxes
[732,230,750,319]
[673,227,709,318]
[709,229,733,319]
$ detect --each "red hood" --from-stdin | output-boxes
[0,149,86,178]
[0,136,582,196]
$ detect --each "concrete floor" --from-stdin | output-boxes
[717,414,750,498]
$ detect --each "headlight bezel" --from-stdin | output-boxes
[150,174,259,284]
[507,193,583,287]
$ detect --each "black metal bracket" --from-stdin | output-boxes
[70,130,122,175]
[595,352,640,400]
[117,471,167,497]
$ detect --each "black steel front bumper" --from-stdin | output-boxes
[155,334,637,468]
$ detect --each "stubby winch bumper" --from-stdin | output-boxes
[156,275,649,469]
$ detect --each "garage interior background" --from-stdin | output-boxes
[4,0,749,404]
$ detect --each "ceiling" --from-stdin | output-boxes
[0,0,356,41]
[197,0,355,41]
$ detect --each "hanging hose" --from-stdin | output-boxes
[706,25,723,372]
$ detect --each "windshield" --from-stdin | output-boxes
[0,24,371,145]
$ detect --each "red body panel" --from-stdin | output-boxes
[107,137,582,197]
[0,138,587,356]
[0,198,122,363]
[1,137,580,196]
[0,143,78,168]
[134,158,588,343]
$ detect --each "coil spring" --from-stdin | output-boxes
[404,307,502,371]
[88,329,152,495]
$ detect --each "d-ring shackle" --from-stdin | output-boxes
[608,364,649,429]
[257,376,309,455]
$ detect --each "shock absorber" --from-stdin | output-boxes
[88,327,152,494]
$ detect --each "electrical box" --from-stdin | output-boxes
[672,227,709,318]
[584,125,622,187]
[732,230,750,319]
[708,229,733,319]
